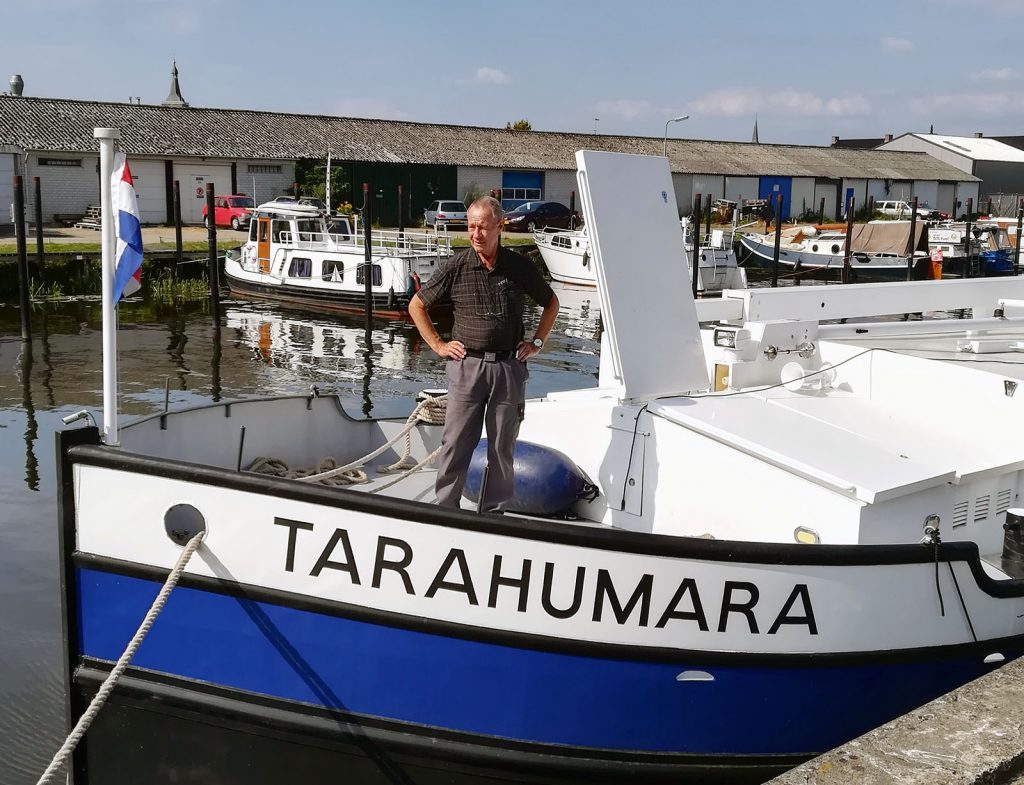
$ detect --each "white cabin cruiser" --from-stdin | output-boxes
[55,150,1024,785]
[224,201,452,319]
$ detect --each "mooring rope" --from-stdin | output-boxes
[247,393,447,487]
[35,531,206,785]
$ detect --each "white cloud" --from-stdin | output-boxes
[880,37,913,52]
[463,67,511,85]
[972,67,1020,81]
[333,99,409,120]
[593,99,660,121]
[909,92,1024,116]
[690,88,870,118]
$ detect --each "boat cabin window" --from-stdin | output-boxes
[251,220,260,242]
[328,219,352,240]
[272,220,291,243]
[322,260,345,281]
[552,236,572,248]
[296,219,322,239]
[288,257,313,278]
[356,263,382,287]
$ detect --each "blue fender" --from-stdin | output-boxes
[463,440,593,516]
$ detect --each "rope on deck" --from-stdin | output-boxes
[35,531,206,785]
[247,393,448,488]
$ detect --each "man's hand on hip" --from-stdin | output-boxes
[434,339,466,360]
[516,341,541,362]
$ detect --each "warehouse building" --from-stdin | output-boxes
[0,70,978,229]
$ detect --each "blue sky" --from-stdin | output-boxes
[5,0,1024,146]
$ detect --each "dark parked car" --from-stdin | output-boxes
[503,201,579,232]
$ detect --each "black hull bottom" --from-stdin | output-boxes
[72,665,801,785]
[226,275,413,320]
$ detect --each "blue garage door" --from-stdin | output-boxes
[501,171,543,210]
[758,177,793,221]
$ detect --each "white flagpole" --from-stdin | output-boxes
[95,127,121,445]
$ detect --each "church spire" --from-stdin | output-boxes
[162,60,189,108]
[751,114,759,144]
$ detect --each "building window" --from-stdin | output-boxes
[500,187,541,202]
[39,158,82,167]
[248,164,282,174]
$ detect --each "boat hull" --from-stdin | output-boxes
[739,234,910,279]
[57,417,1024,784]
[225,268,412,320]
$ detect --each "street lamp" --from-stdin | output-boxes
[663,115,690,156]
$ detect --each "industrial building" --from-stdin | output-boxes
[0,69,979,229]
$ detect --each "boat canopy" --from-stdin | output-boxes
[851,222,929,256]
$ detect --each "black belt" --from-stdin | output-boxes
[463,348,514,361]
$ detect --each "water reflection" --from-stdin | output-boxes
[18,341,38,491]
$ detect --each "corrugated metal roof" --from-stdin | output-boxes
[897,133,1024,163]
[0,95,978,182]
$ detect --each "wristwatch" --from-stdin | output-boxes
[531,337,544,349]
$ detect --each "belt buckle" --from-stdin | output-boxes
[483,351,497,363]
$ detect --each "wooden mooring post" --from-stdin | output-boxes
[173,180,183,276]
[842,195,855,285]
[771,193,783,288]
[33,176,44,283]
[906,196,919,281]
[205,184,221,324]
[14,176,31,340]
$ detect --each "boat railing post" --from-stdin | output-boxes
[906,196,918,282]
[206,184,221,325]
[1014,199,1022,276]
[964,197,974,278]
[842,195,855,285]
[771,193,783,288]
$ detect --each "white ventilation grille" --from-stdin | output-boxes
[998,489,1013,515]
[952,500,969,529]
[975,494,991,523]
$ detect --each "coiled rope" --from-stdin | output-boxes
[35,530,206,785]
[247,393,447,490]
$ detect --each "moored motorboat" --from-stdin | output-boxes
[739,222,928,279]
[53,147,1024,785]
[223,201,452,319]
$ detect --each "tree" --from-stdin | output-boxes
[505,119,532,131]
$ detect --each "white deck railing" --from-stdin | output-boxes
[279,229,452,257]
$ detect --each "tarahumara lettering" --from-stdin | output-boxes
[274,518,818,635]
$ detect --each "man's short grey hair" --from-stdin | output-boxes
[468,196,503,224]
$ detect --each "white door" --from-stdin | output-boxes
[813,182,837,220]
[0,154,14,226]
[175,163,232,224]
[129,159,167,224]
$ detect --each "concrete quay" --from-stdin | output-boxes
[768,656,1024,785]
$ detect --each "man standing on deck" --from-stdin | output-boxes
[409,196,559,512]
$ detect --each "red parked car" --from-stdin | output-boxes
[202,194,255,230]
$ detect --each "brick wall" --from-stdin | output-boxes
[457,166,502,204]
[237,160,295,204]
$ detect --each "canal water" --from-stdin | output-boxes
[0,282,602,784]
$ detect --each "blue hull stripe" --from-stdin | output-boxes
[76,567,998,755]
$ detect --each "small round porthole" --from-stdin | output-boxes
[831,244,841,254]
[811,244,819,252]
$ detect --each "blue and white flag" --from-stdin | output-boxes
[111,153,143,301]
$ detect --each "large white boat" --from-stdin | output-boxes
[223,201,452,319]
[54,149,1024,785]
[534,221,747,292]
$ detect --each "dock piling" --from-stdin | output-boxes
[964,198,974,278]
[771,193,783,288]
[14,176,31,340]
[173,180,183,277]
[842,195,855,285]
[205,184,221,324]
[33,177,44,283]
[1014,199,1022,276]
[906,196,918,281]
